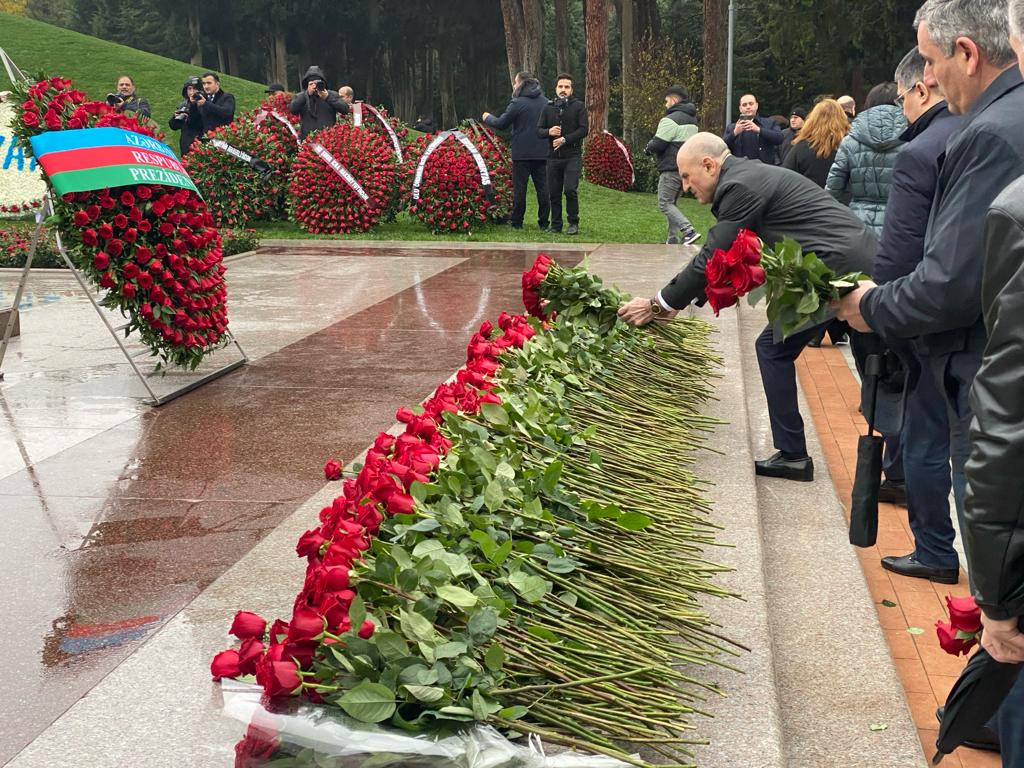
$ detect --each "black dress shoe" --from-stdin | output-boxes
[567,223,579,235]
[881,553,958,584]
[877,479,907,506]
[754,452,814,481]
[936,707,1001,752]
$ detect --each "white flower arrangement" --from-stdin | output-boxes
[0,99,47,219]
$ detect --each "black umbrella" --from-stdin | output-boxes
[849,353,884,547]
[933,644,1022,763]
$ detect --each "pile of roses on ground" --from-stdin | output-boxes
[10,75,230,369]
[213,254,739,768]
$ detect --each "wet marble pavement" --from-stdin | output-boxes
[0,244,589,765]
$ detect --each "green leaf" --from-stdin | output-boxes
[508,571,550,603]
[746,284,767,307]
[372,632,409,661]
[483,479,505,511]
[470,530,498,560]
[495,461,515,482]
[490,540,514,566]
[541,460,563,493]
[338,681,397,723]
[546,557,577,574]
[434,641,468,660]
[617,512,653,531]
[435,706,476,721]
[797,291,820,315]
[906,626,924,635]
[472,689,501,719]
[436,584,479,609]
[408,517,441,533]
[522,497,544,518]
[480,402,509,426]
[468,607,499,644]
[498,705,529,720]
[402,684,445,703]
[348,594,367,633]
[412,540,446,559]
[484,642,506,672]
[880,599,897,608]
[527,625,560,643]
[399,608,436,643]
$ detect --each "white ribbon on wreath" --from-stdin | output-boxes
[411,130,492,201]
[603,129,635,185]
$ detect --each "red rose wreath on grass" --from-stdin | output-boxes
[407,132,510,234]
[582,130,634,192]
[287,123,398,234]
[936,595,983,657]
[12,76,229,369]
[211,312,536,702]
[183,116,294,229]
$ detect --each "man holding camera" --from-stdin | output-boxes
[289,66,350,139]
[168,75,205,156]
[723,93,784,164]
[108,75,150,118]
[537,73,587,235]
[192,72,235,135]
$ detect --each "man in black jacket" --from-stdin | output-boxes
[839,0,1024,571]
[620,133,875,480]
[723,93,784,164]
[196,72,235,135]
[289,66,350,139]
[778,107,806,163]
[865,47,965,584]
[644,85,700,245]
[537,73,587,235]
[168,75,205,156]
[484,72,550,230]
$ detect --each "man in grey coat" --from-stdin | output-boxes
[839,0,1024,561]
[620,134,876,481]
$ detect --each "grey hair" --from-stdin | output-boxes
[1011,0,1024,37]
[914,0,1016,67]
[895,47,927,90]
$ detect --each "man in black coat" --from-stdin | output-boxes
[537,73,588,235]
[484,72,550,230]
[723,93,785,164]
[778,107,806,163]
[289,66,350,139]
[839,0,1024,582]
[620,133,876,481]
[864,47,965,584]
[644,84,700,245]
[196,72,235,135]
[168,75,205,156]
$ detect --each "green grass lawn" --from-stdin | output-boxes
[256,180,716,245]
[1,12,267,134]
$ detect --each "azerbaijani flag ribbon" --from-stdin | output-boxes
[29,127,200,196]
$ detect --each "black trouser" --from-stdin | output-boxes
[511,159,549,228]
[546,154,580,230]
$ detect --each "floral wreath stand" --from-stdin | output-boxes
[0,193,249,405]
[0,47,247,405]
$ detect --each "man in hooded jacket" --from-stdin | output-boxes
[168,76,205,156]
[484,72,550,230]
[645,84,700,245]
[289,66,350,139]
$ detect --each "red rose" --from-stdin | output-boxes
[98,223,114,240]
[73,210,90,226]
[237,638,265,675]
[229,610,267,640]
[81,229,98,246]
[121,283,136,299]
[705,284,739,315]
[947,595,982,634]
[286,607,324,642]
[257,659,302,697]
[122,262,138,279]
[357,619,375,639]
[324,459,343,481]
[113,214,128,229]
[120,191,136,206]
[210,649,242,680]
[93,252,110,270]
[234,723,278,766]
[87,204,101,220]
[138,272,153,289]
[936,620,978,656]
[732,229,764,265]
[107,239,124,258]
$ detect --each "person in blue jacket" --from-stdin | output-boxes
[483,72,550,230]
[723,93,784,164]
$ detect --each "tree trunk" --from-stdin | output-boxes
[227,46,240,77]
[584,0,609,134]
[702,0,728,135]
[554,0,569,75]
[216,42,226,75]
[635,0,659,39]
[272,33,288,87]
[521,0,543,75]
[499,0,525,84]
[187,2,202,66]
[620,0,634,145]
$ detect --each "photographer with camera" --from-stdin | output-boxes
[168,76,205,156]
[193,72,236,135]
[289,66,350,139]
[536,73,587,235]
[107,75,150,118]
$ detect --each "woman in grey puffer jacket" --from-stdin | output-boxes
[825,83,907,234]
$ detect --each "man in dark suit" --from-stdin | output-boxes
[620,133,876,481]
[196,72,235,135]
[839,0,1024,585]
[723,93,785,164]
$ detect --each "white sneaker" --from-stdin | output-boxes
[682,229,701,246]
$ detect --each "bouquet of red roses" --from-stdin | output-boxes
[703,229,867,337]
[936,595,983,657]
[11,75,229,369]
[582,131,633,192]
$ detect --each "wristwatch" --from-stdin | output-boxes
[649,298,664,317]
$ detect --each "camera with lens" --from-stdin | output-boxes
[106,93,125,107]
[314,80,327,93]
[190,91,203,103]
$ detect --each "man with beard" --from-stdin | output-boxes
[537,73,588,235]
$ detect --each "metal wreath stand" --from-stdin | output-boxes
[0,46,247,406]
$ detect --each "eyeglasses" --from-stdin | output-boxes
[894,82,922,107]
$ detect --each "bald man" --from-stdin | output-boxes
[620,133,876,480]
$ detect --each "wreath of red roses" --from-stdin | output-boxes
[583,131,634,192]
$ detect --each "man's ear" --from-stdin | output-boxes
[954,36,982,76]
